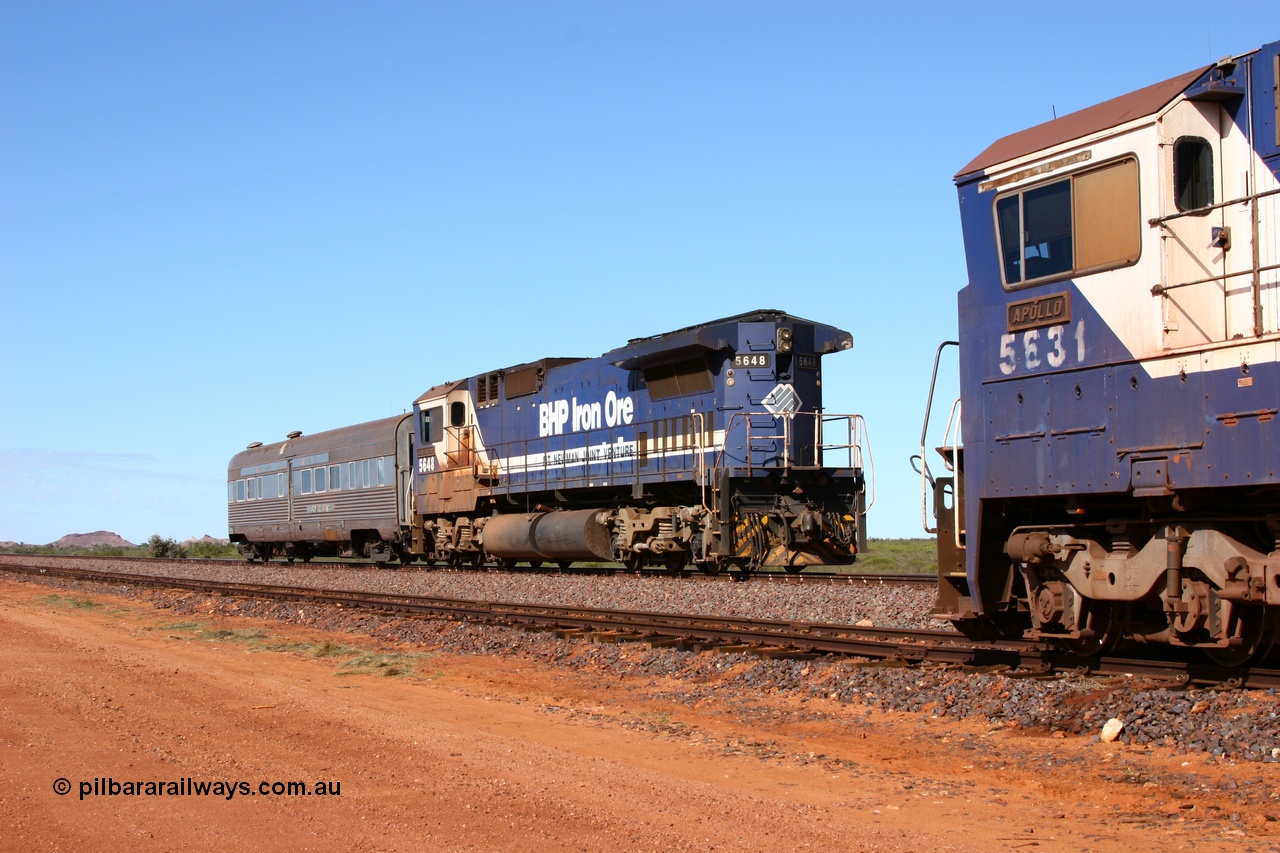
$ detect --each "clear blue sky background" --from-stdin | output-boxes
[1,2,1273,544]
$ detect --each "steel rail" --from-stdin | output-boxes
[0,553,933,585]
[5,561,1275,689]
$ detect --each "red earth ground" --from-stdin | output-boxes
[2,577,1277,852]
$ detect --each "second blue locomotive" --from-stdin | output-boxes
[412,309,868,573]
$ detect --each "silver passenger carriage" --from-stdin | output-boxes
[227,414,415,563]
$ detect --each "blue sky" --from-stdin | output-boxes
[1,2,1273,544]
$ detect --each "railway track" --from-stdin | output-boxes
[0,553,934,585]
[5,558,1276,689]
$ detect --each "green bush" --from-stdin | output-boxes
[147,535,188,559]
[186,540,239,559]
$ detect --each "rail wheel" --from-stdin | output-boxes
[1064,601,1122,657]
[1205,606,1278,668]
[557,561,573,569]
[623,553,646,572]
[662,551,688,575]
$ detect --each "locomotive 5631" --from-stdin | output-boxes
[925,38,1280,664]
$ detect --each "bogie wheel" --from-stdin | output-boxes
[624,553,646,572]
[557,561,573,570]
[1064,601,1122,657]
[1205,606,1278,668]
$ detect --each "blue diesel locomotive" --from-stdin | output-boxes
[229,309,870,574]
[411,309,869,573]
[927,38,1280,663]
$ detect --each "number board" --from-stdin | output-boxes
[795,354,819,370]
[733,353,772,368]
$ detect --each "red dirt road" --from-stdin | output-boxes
[1,578,1274,852]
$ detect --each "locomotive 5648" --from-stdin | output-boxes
[230,309,870,575]
[926,38,1280,663]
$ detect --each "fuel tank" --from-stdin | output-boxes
[482,509,613,562]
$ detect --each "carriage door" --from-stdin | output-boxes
[395,414,415,528]
[1156,99,1230,348]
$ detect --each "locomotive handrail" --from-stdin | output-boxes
[1145,184,1280,226]
[1148,182,1279,337]
[819,413,875,511]
[942,398,964,550]
[711,410,867,478]
[942,398,963,474]
[919,340,959,535]
[1148,261,1280,295]
[690,410,708,507]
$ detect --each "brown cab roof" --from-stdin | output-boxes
[956,65,1209,180]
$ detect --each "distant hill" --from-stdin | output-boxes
[183,534,230,546]
[52,531,136,548]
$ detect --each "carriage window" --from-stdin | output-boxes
[1174,137,1213,212]
[313,467,326,492]
[995,157,1139,287]
[450,401,466,427]
[300,468,312,495]
[329,466,340,491]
